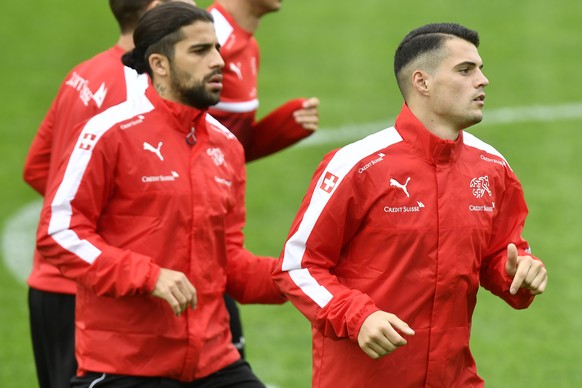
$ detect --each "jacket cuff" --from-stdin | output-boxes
[348,304,380,341]
[144,264,161,294]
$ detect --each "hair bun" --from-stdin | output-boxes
[121,49,147,74]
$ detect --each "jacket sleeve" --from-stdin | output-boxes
[224,144,287,304]
[480,166,540,309]
[23,99,58,195]
[272,153,380,342]
[245,98,314,162]
[36,119,160,297]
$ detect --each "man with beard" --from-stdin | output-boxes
[24,2,198,387]
[36,3,284,387]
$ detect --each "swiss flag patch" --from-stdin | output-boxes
[79,133,97,151]
[320,172,339,193]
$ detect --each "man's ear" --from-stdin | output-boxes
[412,70,430,96]
[149,53,170,77]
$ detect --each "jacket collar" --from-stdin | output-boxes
[394,103,464,165]
[111,45,126,57]
[145,85,208,139]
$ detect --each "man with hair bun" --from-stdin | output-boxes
[273,22,547,387]
[23,1,191,387]
[36,2,283,387]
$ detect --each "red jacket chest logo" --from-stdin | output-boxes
[470,176,492,198]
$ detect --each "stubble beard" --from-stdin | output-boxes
[170,67,221,110]
[458,104,485,130]
[469,110,484,126]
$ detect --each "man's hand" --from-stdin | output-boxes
[505,243,548,295]
[357,311,415,359]
[293,97,320,131]
[152,268,197,316]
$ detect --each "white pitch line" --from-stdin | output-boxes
[1,199,42,283]
[2,101,582,283]
[300,101,582,147]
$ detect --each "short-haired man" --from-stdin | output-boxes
[273,23,547,387]
[37,3,283,387]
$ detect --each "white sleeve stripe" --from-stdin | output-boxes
[47,95,154,264]
[289,269,333,308]
[213,99,259,113]
[205,114,237,139]
[51,230,102,264]
[210,9,233,46]
[282,127,403,308]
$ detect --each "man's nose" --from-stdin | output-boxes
[477,69,489,87]
[212,49,225,69]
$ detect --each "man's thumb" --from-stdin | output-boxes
[506,243,518,275]
[302,97,320,108]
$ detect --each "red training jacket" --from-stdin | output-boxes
[273,104,541,387]
[207,3,313,162]
[24,45,148,294]
[37,86,285,381]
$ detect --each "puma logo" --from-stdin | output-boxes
[229,62,243,80]
[143,141,164,161]
[390,177,411,197]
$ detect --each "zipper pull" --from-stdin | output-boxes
[186,126,197,145]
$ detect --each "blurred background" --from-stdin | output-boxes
[1,0,581,386]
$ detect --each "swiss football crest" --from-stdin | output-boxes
[207,148,225,166]
[470,176,492,198]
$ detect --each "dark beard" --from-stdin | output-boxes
[170,69,221,110]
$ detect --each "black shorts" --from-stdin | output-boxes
[223,294,245,358]
[28,287,77,388]
[70,359,265,388]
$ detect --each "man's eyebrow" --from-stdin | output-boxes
[455,61,484,69]
[188,42,221,51]
[189,42,213,49]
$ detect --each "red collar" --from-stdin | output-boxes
[145,85,208,141]
[394,104,464,165]
[146,85,207,132]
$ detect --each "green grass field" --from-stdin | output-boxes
[1,0,582,386]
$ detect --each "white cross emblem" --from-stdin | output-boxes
[79,133,97,151]
[320,172,339,193]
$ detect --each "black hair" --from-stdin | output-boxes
[109,0,161,34]
[394,23,480,78]
[121,2,214,77]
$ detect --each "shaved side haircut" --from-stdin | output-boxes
[394,23,480,98]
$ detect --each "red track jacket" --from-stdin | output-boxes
[207,3,313,162]
[273,104,541,387]
[24,46,148,294]
[37,86,284,381]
